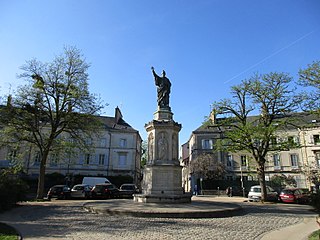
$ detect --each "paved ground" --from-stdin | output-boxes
[0,196,318,240]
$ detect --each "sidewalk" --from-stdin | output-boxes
[207,196,319,240]
[261,217,319,240]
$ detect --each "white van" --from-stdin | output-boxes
[82,177,110,187]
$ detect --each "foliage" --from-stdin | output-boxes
[298,60,320,115]
[310,191,320,213]
[190,153,226,180]
[0,168,29,212]
[308,229,320,240]
[270,174,297,188]
[302,162,320,188]
[141,140,148,168]
[0,222,19,240]
[212,72,297,201]
[0,46,105,199]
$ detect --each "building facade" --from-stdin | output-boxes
[0,107,142,185]
[181,112,320,193]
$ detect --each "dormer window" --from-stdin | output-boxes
[201,139,213,149]
[313,135,320,145]
[241,155,247,167]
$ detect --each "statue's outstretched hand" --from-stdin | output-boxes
[151,66,154,71]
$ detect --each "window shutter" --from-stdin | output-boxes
[310,136,314,144]
[79,154,84,164]
[94,154,99,164]
[209,140,213,149]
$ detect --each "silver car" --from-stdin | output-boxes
[248,185,278,202]
[70,184,92,199]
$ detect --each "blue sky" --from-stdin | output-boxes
[0,1,319,145]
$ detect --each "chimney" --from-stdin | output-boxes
[115,106,123,124]
[7,95,12,108]
[210,109,217,124]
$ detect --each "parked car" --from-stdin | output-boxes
[279,188,311,204]
[47,185,71,200]
[119,184,140,198]
[70,184,92,199]
[248,185,278,202]
[90,183,120,199]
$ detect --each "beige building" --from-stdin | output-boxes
[181,112,320,193]
[0,107,142,184]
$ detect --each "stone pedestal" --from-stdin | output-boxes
[134,107,192,203]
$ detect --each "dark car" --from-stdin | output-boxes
[91,183,119,199]
[279,188,311,204]
[119,184,140,198]
[47,185,71,200]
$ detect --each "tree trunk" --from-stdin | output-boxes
[36,150,49,199]
[257,164,267,202]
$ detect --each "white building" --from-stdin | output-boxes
[0,107,142,184]
[181,112,320,192]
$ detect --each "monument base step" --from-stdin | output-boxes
[133,193,192,203]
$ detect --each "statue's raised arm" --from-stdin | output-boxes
[151,67,171,109]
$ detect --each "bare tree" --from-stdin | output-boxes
[0,46,104,199]
[190,153,226,180]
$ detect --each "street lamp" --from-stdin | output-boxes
[240,166,245,197]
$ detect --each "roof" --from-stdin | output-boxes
[98,115,136,132]
[193,112,320,135]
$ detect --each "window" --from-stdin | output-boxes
[226,176,233,181]
[288,136,299,146]
[241,155,247,167]
[7,150,17,161]
[201,139,213,149]
[50,153,59,166]
[100,138,107,148]
[118,153,127,166]
[227,154,233,167]
[290,154,299,168]
[288,136,294,145]
[86,138,92,145]
[314,135,320,145]
[99,154,105,165]
[242,176,248,181]
[270,137,277,146]
[34,152,41,165]
[315,152,320,167]
[273,154,281,168]
[120,139,127,148]
[85,154,91,165]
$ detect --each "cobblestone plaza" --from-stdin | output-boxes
[0,197,316,240]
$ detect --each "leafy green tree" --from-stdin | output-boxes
[140,140,148,168]
[0,46,104,199]
[270,174,297,188]
[212,72,296,201]
[298,60,320,115]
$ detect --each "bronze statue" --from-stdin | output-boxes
[151,67,171,109]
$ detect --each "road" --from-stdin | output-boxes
[0,197,317,240]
